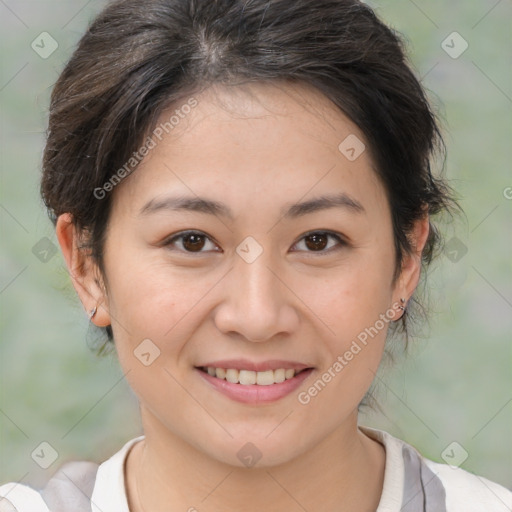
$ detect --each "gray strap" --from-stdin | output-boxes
[40,461,99,512]
[401,444,447,511]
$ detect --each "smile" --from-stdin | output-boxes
[195,361,314,404]
[199,366,303,385]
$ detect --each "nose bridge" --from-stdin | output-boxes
[214,242,297,341]
[237,250,280,308]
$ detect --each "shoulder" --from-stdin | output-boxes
[360,426,512,512]
[0,459,99,512]
[0,482,49,511]
[0,436,143,512]
[423,457,512,511]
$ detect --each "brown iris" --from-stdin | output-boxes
[304,233,329,251]
[182,233,206,252]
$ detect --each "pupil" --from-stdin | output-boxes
[181,233,329,252]
[183,234,205,252]
[305,233,327,251]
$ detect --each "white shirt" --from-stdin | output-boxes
[1,427,511,511]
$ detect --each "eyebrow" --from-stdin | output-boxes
[139,192,365,220]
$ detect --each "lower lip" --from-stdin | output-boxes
[196,368,314,404]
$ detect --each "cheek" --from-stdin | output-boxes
[298,243,395,399]
[307,252,395,336]
[296,268,392,419]
[103,246,209,352]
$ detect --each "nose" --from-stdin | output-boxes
[213,249,300,342]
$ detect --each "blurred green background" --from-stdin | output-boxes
[1,0,511,491]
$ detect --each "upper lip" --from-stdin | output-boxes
[196,359,313,372]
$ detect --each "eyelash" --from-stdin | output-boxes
[162,230,347,255]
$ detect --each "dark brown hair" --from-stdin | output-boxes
[41,0,457,347]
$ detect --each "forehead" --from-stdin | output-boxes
[111,80,387,220]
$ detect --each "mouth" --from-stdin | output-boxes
[194,361,314,404]
[197,366,309,385]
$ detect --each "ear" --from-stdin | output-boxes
[55,213,111,328]
[393,214,430,309]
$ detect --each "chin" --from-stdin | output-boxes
[193,429,310,469]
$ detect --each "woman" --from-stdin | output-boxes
[1,0,510,510]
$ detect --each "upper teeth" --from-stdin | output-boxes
[205,367,297,385]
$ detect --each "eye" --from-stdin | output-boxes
[163,230,220,254]
[291,231,346,254]
[162,229,346,255]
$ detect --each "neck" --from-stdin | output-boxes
[125,407,385,512]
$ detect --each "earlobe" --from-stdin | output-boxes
[394,215,430,309]
[55,213,111,327]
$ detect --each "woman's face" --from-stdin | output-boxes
[64,81,425,467]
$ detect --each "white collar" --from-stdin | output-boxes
[91,435,144,512]
[359,426,405,512]
[89,428,403,512]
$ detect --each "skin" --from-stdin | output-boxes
[56,81,429,512]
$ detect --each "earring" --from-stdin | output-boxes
[398,297,407,312]
[88,306,97,321]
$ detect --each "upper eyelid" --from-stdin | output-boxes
[290,231,347,253]
[165,230,346,252]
